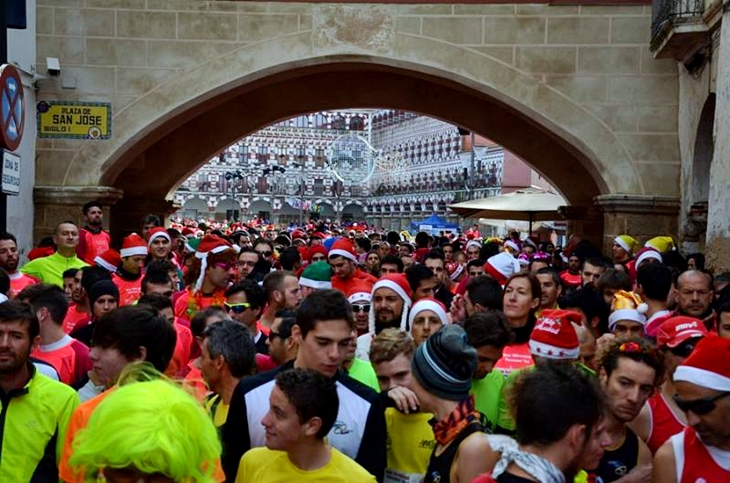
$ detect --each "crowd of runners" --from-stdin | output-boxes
[1,200,728,483]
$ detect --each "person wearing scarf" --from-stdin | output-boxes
[472,364,609,483]
[409,325,489,483]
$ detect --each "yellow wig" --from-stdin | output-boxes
[69,371,221,483]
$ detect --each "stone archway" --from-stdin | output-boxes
[34,20,680,246]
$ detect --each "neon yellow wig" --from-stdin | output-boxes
[69,375,221,483]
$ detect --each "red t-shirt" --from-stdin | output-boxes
[112,273,143,306]
[8,272,38,299]
[32,335,91,386]
[63,303,90,334]
[77,228,111,265]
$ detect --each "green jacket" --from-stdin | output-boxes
[21,252,89,287]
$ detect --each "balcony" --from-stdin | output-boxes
[651,0,712,62]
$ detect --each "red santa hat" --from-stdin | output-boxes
[347,282,374,304]
[483,252,521,286]
[408,298,449,332]
[94,249,121,273]
[147,227,171,246]
[182,227,196,237]
[674,334,730,391]
[194,235,234,293]
[328,237,357,262]
[635,247,662,268]
[369,273,412,334]
[529,309,582,360]
[120,233,148,258]
[307,245,329,263]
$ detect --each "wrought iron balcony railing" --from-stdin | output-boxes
[651,0,705,46]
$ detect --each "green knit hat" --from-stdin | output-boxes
[299,261,333,290]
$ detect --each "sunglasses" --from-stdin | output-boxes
[673,391,730,416]
[256,250,273,257]
[224,302,252,314]
[213,262,235,271]
[269,330,285,340]
[669,340,698,358]
[311,256,326,262]
[352,303,371,313]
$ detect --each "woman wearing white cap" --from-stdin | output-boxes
[408,298,450,346]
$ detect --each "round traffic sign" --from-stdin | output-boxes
[0,64,25,151]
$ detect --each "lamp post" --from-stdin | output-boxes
[224,170,243,221]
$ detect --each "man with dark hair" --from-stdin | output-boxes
[235,368,376,483]
[560,253,583,288]
[596,268,631,309]
[225,280,267,354]
[278,246,302,272]
[28,284,92,386]
[0,300,79,482]
[141,270,175,298]
[467,259,485,278]
[535,267,563,312]
[200,320,256,431]
[405,264,436,303]
[636,263,673,337]
[582,257,607,288]
[0,231,39,298]
[77,201,110,265]
[424,249,453,310]
[223,289,386,482]
[675,270,715,331]
[473,364,609,483]
[466,311,513,430]
[452,275,504,324]
[329,238,377,296]
[259,270,302,332]
[22,221,88,287]
[137,292,193,378]
[236,247,259,282]
[267,309,298,366]
[140,213,162,240]
[562,286,609,337]
[59,305,177,483]
[380,254,404,275]
[590,338,663,482]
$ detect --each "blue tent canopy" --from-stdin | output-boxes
[410,214,459,234]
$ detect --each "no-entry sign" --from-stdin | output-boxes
[0,64,25,152]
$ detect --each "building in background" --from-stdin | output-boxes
[173,109,553,230]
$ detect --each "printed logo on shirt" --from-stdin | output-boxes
[332,420,353,435]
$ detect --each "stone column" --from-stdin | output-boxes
[34,186,124,242]
[705,9,730,272]
[110,197,179,246]
[594,195,680,255]
[557,204,604,249]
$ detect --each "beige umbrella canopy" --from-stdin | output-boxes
[449,188,566,233]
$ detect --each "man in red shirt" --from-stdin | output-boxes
[112,233,147,306]
[0,231,38,298]
[328,237,376,295]
[654,334,730,482]
[76,201,111,265]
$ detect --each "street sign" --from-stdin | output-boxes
[37,101,111,139]
[2,150,20,195]
[0,64,24,151]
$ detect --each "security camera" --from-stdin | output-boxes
[46,57,60,77]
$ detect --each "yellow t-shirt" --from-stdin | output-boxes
[235,446,377,483]
[204,394,229,429]
[384,408,435,483]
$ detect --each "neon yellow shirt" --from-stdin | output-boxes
[235,446,376,483]
[205,394,229,429]
[384,408,434,483]
[347,357,380,392]
[21,252,88,288]
[470,370,504,431]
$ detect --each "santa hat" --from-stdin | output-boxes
[645,236,675,254]
[147,227,171,246]
[94,249,121,273]
[299,261,333,290]
[307,245,329,263]
[608,290,648,332]
[529,309,582,360]
[347,282,374,304]
[504,240,520,253]
[291,229,307,241]
[656,315,708,349]
[517,253,530,266]
[465,240,482,252]
[447,262,464,281]
[408,298,449,332]
[181,227,196,237]
[120,233,148,258]
[194,235,234,293]
[674,334,730,391]
[614,235,638,254]
[310,231,326,240]
[328,237,357,262]
[369,273,412,334]
[635,247,662,268]
[484,252,521,286]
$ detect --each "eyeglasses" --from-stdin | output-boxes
[256,250,273,257]
[269,330,286,340]
[224,302,252,314]
[311,256,326,262]
[213,262,235,271]
[673,391,730,416]
[352,303,371,313]
[669,340,698,358]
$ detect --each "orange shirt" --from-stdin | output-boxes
[166,322,194,378]
[112,273,142,306]
[62,303,90,334]
[8,272,38,299]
